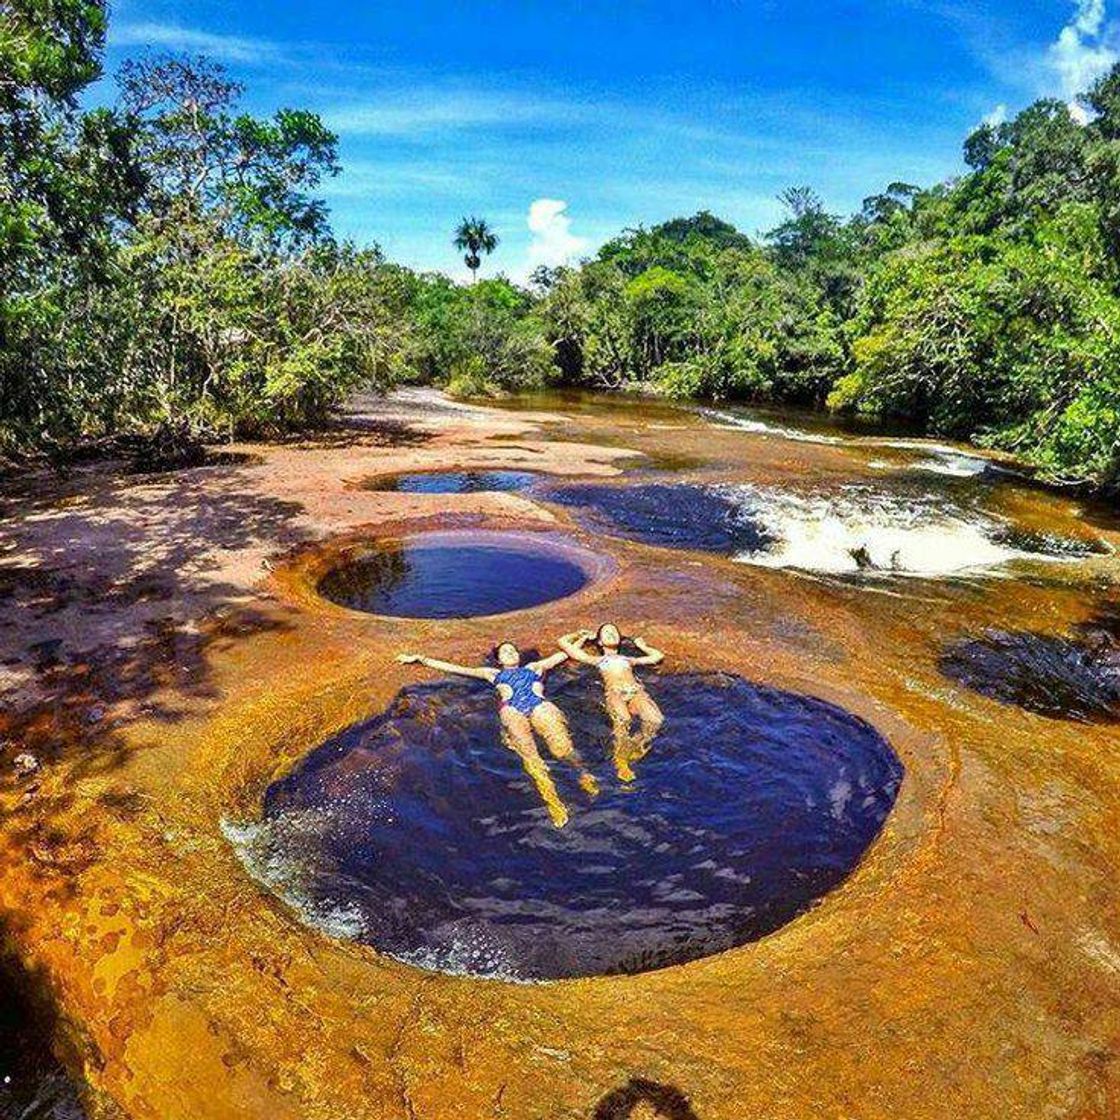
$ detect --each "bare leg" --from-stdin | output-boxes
[605,689,639,782]
[613,685,663,784]
[499,706,569,828]
[624,687,664,774]
[531,702,600,797]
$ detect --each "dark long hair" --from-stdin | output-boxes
[597,623,621,647]
[488,642,543,666]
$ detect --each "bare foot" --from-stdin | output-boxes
[579,772,601,797]
[547,799,570,828]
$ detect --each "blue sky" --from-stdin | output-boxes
[97,1,1120,279]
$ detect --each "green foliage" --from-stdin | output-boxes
[0,27,364,454]
[651,210,754,251]
[452,216,499,281]
[101,231,409,438]
[535,214,845,403]
[118,54,339,248]
[5,1,1120,492]
[411,276,552,395]
[0,0,144,450]
[828,89,1120,486]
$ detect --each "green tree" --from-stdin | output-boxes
[408,274,551,395]
[118,54,339,248]
[766,187,862,317]
[833,210,1120,483]
[0,0,142,450]
[77,54,362,446]
[453,216,498,281]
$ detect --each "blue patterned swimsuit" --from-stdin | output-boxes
[494,666,544,715]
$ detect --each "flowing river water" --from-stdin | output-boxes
[2,389,1119,1117]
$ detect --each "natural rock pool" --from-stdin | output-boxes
[545,482,772,553]
[316,533,595,618]
[940,608,1120,722]
[230,670,903,981]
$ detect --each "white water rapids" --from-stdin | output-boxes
[720,484,1070,577]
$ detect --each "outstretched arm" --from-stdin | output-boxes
[556,630,600,666]
[396,654,496,682]
[630,637,665,667]
[529,649,569,675]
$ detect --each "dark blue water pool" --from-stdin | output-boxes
[244,670,902,980]
[544,483,770,553]
[317,537,591,618]
[364,470,540,494]
[940,608,1120,722]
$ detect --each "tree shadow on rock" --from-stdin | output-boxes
[0,915,88,1119]
[0,465,309,786]
[270,414,433,451]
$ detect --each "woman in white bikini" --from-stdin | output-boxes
[558,623,665,782]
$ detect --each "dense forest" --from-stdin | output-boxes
[5,1,1120,489]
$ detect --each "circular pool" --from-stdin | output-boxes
[316,532,596,619]
[232,671,903,980]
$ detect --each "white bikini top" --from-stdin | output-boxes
[598,653,630,669]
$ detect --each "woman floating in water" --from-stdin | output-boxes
[396,642,598,828]
[558,624,665,782]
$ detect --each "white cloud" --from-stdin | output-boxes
[317,159,466,200]
[982,103,1008,127]
[108,21,283,65]
[1074,0,1108,36]
[525,199,588,273]
[1047,0,1118,107]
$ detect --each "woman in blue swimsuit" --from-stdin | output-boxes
[396,641,598,827]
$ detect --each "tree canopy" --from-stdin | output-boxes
[453,216,498,282]
[3,0,1120,490]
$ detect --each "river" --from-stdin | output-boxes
[2,388,1118,1118]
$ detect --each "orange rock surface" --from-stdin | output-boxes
[1,390,1117,1119]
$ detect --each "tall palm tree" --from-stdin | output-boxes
[453,216,498,282]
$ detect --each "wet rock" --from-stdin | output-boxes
[849,545,875,570]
